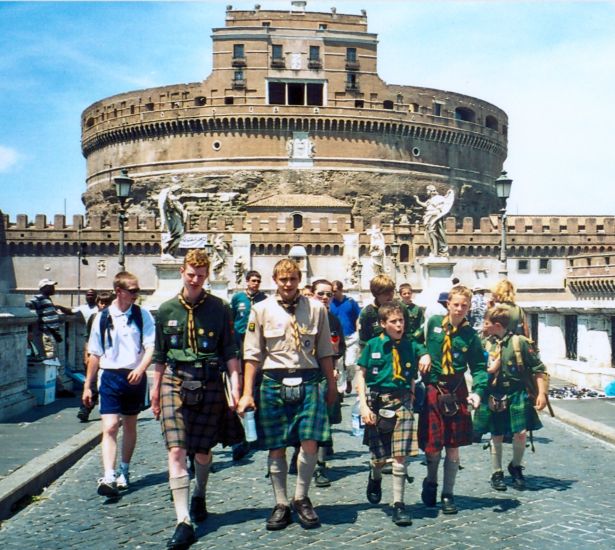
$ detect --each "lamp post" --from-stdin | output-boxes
[495,170,513,277]
[390,241,400,283]
[114,169,134,271]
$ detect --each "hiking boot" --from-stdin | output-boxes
[508,462,526,490]
[314,465,332,488]
[490,470,507,491]
[116,472,130,491]
[190,496,208,523]
[421,478,438,507]
[97,478,119,498]
[441,494,458,515]
[266,504,292,531]
[392,502,412,526]
[366,469,382,504]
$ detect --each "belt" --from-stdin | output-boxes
[264,369,321,383]
[169,360,222,382]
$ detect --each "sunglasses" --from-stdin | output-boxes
[123,287,140,295]
[316,291,333,297]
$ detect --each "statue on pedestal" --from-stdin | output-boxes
[233,256,247,286]
[367,224,386,275]
[211,233,230,280]
[414,185,454,257]
[158,180,188,258]
[345,258,362,288]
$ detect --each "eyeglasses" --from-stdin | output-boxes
[123,287,140,295]
[316,291,333,297]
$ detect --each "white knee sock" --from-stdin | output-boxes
[169,475,191,524]
[268,457,289,506]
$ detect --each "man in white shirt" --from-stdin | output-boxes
[73,289,98,324]
[82,272,155,498]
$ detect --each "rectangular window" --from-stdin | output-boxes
[433,102,442,116]
[309,46,320,60]
[234,69,244,81]
[346,47,357,62]
[268,82,285,105]
[287,82,305,105]
[539,258,551,272]
[306,83,323,106]
[224,96,234,105]
[517,259,529,272]
[233,44,244,58]
[355,99,364,108]
[272,44,283,59]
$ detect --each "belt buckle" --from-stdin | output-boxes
[288,368,298,375]
[194,361,202,369]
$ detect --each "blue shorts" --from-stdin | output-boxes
[99,369,147,416]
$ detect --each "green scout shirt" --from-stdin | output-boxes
[231,290,267,335]
[484,332,546,392]
[358,333,423,391]
[424,314,488,398]
[153,292,237,364]
[358,301,415,348]
[401,302,425,340]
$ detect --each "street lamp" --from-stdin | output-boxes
[390,241,400,283]
[495,170,513,277]
[114,169,134,271]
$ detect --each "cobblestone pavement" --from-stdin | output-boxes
[2,400,615,550]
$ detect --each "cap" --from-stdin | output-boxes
[472,284,485,292]
[38,278,57,289]
[437,291,449,303]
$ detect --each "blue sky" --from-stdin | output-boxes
[1,0,614,219]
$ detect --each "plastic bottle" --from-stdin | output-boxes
[243,408,258,442]
[351,398,365,438]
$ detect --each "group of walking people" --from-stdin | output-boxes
[80,250,549,549]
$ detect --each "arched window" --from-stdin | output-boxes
[400,244,410,263]
[455,107,476,123]
[292,213,303,229]
[485,115,498,130]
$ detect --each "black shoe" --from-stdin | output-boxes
[288,448,299,475]
[57,389,76,398]
[366,469,382,504]
[232,440,250,461]
[190,496,208,523]
[421,478,438,507]
[77,406,91,422]
[292,497,320,528]
[167,521,196,550]
[392,502,413,526]
[491,471,507,491]
[314,465,331,488]
[508,462,526,490]
[266,504,292,531]
[441,494,458,515]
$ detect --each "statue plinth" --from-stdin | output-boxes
[141,261,183,311]
[209,279,229,301]
[415,257,457,308]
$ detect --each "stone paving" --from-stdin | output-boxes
[2,400,615,550]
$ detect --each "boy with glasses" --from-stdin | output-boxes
[83,272,155,498]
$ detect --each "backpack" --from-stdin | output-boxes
[99,305,144,352]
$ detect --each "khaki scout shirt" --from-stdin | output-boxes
[243,294,334,370]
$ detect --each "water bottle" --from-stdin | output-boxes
[351,399,365,438]
[243,408,258,442]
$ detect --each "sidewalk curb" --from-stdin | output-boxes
[548,403,615,446]
[0,422,101,521]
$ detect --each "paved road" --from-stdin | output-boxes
[1,400,614,550]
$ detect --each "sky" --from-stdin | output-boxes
[1,0,614,220]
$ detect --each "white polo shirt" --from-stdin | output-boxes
[88,303,155,370]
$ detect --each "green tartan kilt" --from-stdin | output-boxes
[473,388,543,436]
[256,374,331,450]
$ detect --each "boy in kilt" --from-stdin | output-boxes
[151,249,244,550]
[357,302,430,526]
[473,305,548,491]
[418,285,487,514]
[238,259,337,531]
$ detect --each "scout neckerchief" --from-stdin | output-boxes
[390,336,406,383]
[275,291,302,352]
[441,315,468,375]
[485,336,503,386]
[178,291,207,353]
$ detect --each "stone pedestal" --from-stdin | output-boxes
[141,261,183,312]
[0,293,38,421]
[210,280,230,301]
[415,257,457,309]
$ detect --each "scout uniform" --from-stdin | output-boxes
[243,293,334,449]
[154,293,244,454]
[231,289,267,348]
[401,302,426,341]
[359,302,415,348]
[473,333,545,438]
[419,314,487,454]
[358,333,425,460]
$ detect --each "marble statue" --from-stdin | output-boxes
[367,224,386,275]
[414,185,454,257]
[233,256,247,286]
[158,180,188,258]
[211,233,230,279]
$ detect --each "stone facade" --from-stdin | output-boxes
[80,3,507,224]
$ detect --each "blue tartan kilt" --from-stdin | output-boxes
[256,374,331,450]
